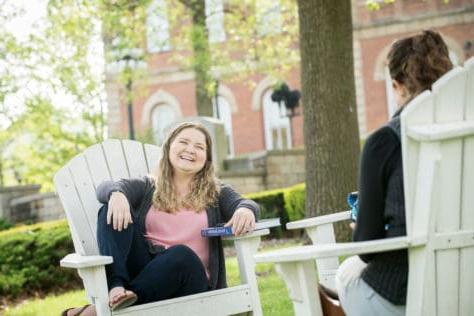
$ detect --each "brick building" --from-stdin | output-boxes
[105,0,474,156]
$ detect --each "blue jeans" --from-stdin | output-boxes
[97,205,209,305]
[336,256,406,316]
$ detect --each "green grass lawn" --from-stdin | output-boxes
[4,242,300,316]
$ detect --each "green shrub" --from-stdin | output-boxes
[0,220,80,298]
[245,183,307,232]
[245,188,288,226]
[0,218,13,231]
[283,183,306,222]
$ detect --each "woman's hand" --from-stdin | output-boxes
[225,207,256,236]
[108,192,133,231]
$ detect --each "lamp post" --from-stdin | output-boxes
[110,48,145,140]
[271,82,301,148]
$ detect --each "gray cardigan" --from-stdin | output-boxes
[96,176,259,290]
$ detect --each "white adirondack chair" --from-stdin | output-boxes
[255,57,474,316]
[54,139,268,316]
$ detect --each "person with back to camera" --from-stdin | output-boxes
[62,122,259,316]
[335,30,453,316]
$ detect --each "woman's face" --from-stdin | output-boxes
[168,128,207,176]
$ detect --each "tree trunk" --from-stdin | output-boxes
[189,0,214,117]
[297,0,360,239]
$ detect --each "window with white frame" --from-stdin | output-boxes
[205,0,226,43]
[213,96,234,157]
[256,0,281,36]
[151,104,176,145]
[384,49,460,118]
[262,89,291,150]
[147,0,171,53]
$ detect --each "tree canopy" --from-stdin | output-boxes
[0,0,301,189]
[0,1,105,189]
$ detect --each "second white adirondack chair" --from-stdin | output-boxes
[54,139,268,316]
[255,57,474,316]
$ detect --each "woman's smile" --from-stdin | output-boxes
[169,128,207,175]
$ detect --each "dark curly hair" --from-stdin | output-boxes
[387,30,453,97]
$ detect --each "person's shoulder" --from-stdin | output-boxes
[219,182,231,189]
[363,125,400,157]
[120,176,154,184]
[366,125,399,147]
[118,176,155,193]
[218,182,233,194]
[218,182,244,200]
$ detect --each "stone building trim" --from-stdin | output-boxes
[140,89,182,127]
[354,9,474,39]
[251,76,277,111]
[217,84,239,113]
[373,44,393,81]
[144,70,195,85]
[442,35,465,64]
[353,38,368,137]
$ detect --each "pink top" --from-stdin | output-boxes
[144,206,210,278]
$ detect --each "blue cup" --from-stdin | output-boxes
[347,191,358,221]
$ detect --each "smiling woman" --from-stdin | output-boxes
[63,122,260,316]
[155,123,217,213]
[170,129,207,173]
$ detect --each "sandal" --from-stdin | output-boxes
[109,289,137,311]
[61,304,92,316]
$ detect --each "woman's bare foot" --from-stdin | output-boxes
[109,286,138,310]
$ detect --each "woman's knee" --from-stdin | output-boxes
[97,204,134,233]
[165,245,202,271]
[336,256,366,297]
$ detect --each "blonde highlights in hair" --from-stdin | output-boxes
[152,122,220,213]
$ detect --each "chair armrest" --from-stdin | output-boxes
[224,217,280,240]
[224,228,270,241]
[60,253,113,269]
[286,211,351,230]
[255,236,412,264]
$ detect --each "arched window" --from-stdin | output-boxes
[146,0,171,53]
[213,96,234,157]
[262,89,291,150]
[151,104,176,145]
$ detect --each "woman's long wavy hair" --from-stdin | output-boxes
[387,30,453,99]
[151,122,220,213]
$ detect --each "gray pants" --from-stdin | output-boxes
[335,256,406,316]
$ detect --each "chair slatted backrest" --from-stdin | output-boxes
[54,139,161,256]
[402,58,474,316]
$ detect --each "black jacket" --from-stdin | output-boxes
[353,113,408,305]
